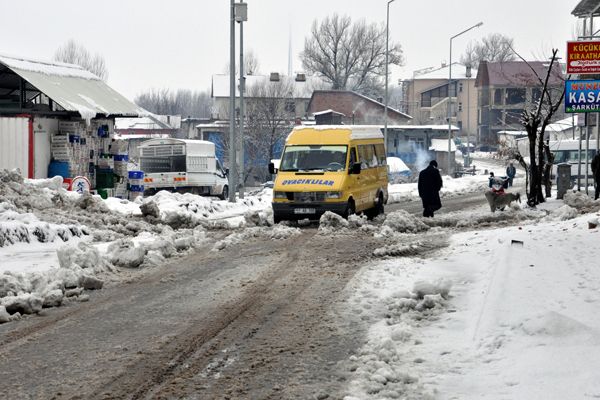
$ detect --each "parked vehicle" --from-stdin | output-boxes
[269,125,388,223]
[139,138,228,199]
[548,139,598,183]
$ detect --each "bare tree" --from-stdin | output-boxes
[134,88,212,117]
[301,14,404,97]
[242,79,296,183]
[460,33,516,68]
[514,49,566,206]
[54,39,108,80]
[223,49,261,76]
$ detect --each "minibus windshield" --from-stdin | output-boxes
[279,145,348,172]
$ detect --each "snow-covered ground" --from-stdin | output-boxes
[3,162,600,398]
[342,193,600,399]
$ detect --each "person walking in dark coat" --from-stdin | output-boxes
[418,160,443,217]
[592,153,600,200]
[506,162,516,187]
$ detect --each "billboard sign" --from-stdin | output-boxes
[567,41,600,74]
[565,80,600,113]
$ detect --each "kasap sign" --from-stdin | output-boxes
[565,80,600,113]
[567,41,600,74]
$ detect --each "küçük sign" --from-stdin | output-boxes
[565,80,600,113]
[567,41,600,74]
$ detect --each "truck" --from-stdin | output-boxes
[138,138,229,199]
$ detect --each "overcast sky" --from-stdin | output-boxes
[0,0,578,100]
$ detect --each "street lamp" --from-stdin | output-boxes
[236,1,247,199]
[447,21,483,176]
[384,0,395,154]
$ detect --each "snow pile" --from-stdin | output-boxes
[0,203,88,247]
[563,191,600,212]
[0,241,115,322]
[542,205,579,222]
[380,210,429,234]
[133,189,272,229]
[318,211,349,233]
[373,231,449,257]
[342,279,452,399]
[212,225,301,251]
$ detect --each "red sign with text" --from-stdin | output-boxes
[567,41,600,74]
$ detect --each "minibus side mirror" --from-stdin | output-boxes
[268,162,276,175]
[351,162,361,175]
[225,168,229,176]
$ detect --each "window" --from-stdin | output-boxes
[279,145,348,171]
[494,89,503,105]
[358,144,377,169]
[532,88,542,103]
[506,88,526,105]
[458,102,463,112]
[459,83,463,93]
[374,143,386,165]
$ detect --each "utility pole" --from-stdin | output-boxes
[237,1,247,199]
[228,0,237,202]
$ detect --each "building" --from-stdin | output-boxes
[475,60,564,145]
[114,115,180,161]
[0,53,143,184]
[307,90,412,125]
[402,63,477,141]
[211,72,324,120]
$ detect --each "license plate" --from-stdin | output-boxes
[294,208,316,214]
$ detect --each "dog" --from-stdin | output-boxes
[484,191,521,212]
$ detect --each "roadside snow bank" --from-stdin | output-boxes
[342,270,453,399]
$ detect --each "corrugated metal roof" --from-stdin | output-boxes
[0,53,145,121]
[572,0,600,16]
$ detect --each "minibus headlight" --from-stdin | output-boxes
[325,191,342,199]
[274,191,287,199]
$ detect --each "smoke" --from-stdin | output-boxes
[414,148,431,172]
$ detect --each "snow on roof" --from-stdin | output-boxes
[429,138,456,152]
[546,116,577,132]
[498,130,528,136]
[115,115,180,130]
[292,125,384,140]
[0,53,145,122]
[114,133,171,140]
[414,63,477,80]
[212,73,326,98]
[312,109,345,116]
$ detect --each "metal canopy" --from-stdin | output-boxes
[0,54,144,119]
[572,0,600,16]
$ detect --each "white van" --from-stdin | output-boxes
[139,138,228,199]
[548,139,598,183]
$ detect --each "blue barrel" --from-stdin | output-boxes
[114,154,129,162]
[128,171,144,180]
[48,161,70,178]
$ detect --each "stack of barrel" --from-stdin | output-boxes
[128,171,144,200]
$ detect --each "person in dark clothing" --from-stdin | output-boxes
[592,153,600,200]
[418,160,443,217]
[506,162,516,187]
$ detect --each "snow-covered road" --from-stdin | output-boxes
[3,163,600,399]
